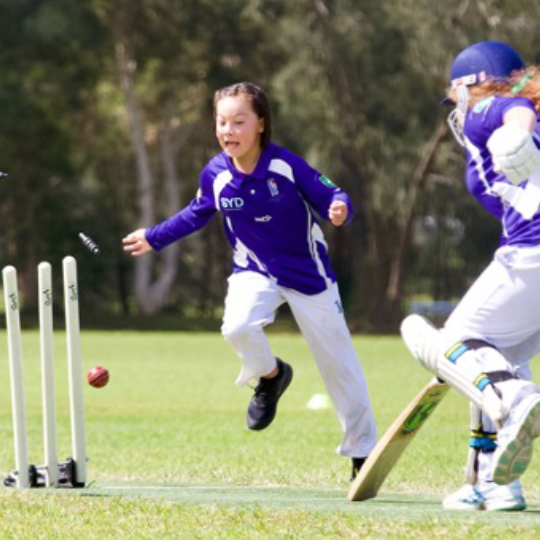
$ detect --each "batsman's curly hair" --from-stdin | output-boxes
[446,66,540,114]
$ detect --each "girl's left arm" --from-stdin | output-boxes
[294,160,354,227]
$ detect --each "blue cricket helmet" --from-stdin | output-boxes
[449,40,525,88]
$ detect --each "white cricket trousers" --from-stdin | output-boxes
[443,244,540,377]
[221,271,377,458]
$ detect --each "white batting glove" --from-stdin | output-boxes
[487,122,540,185]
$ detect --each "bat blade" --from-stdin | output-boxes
[348,377,449,501]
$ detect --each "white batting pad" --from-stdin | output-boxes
[400,315,508,425]
[487,122,540,185]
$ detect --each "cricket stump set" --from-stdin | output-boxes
[2,256,87,489]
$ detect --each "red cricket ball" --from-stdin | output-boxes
[87,365,110,388]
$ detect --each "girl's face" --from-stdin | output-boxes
[215,94,264,169]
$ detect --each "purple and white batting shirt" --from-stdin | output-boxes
[464,95,540,246]
[145,142,354,295]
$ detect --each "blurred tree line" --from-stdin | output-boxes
[1,0,539,331]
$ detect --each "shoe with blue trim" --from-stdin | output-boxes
[480,480,526,511]
[443,480,526,511]
[443,484,484,511]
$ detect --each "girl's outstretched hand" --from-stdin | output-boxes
[122,229,153,257]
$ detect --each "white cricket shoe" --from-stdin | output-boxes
[492,393,540,485]
[481,480,526,511]
[443,484,484,511]
[443,481,526,511]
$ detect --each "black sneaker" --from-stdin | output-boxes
[247,359,293,431]
[351,457,366,481]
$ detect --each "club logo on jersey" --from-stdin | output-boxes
[255,215,272,222]
[318,175,337,188]
[220,197,244,210]
[267,178,279,197]
[473,96,495,113]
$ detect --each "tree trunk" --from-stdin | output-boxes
[383,117,448,323]
[114,39,180,314]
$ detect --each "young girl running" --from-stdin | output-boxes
[123,82,376,479]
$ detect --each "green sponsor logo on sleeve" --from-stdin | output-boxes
[319,175,337,188]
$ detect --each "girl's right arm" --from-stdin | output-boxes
[122,228,153,257]
[123,170,217,256]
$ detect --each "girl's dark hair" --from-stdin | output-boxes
[214,82,272,148]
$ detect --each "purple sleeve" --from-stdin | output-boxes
[293,158,355,225]
[466,170,504,220]
[145,170,217,252]
[466,96,536,145]
[500,96,536,118]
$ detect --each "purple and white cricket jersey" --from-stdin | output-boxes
[463,95,540,246]
[146,142,354,295]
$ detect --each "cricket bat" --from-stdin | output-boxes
[348,377,450,501]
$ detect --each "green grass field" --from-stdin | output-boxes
[0,329,539,539]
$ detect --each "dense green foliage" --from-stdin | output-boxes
[1,0,540,328]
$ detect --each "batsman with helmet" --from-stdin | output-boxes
[402,41,540,511]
